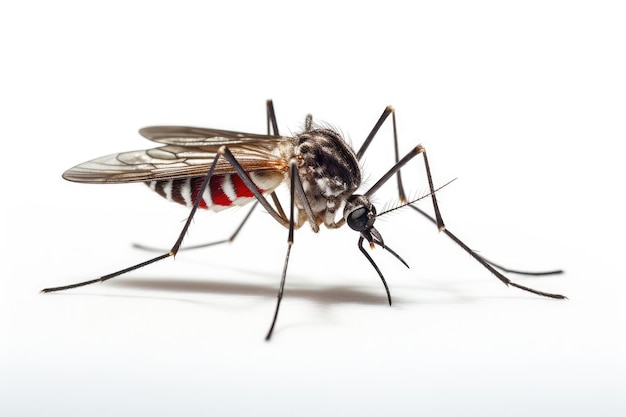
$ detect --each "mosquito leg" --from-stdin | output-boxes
[133,201,260,253]
[135,101,286,254]
[365,145,445,231]
[409,204,564,277]
[477,257,563,276]
[362,145,564,298]
[270,193,287,222]
[266,99,280,136]
[430,213,566,299]
[356,106,563,289]
[265,160,299,340]
[133,197,285,254]
[263,148,325,339]
[42,145,291,293]
[408,203,565,297]
[356,106,407,202]
[265,100,287,219]
[42,152,227,293]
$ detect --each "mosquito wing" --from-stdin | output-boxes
[139,126,281,146]
[63,126,293,184]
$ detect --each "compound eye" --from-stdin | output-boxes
[347,207,369,231]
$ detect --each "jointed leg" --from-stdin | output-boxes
[134,100,286,254]
[265,161,298,340]
[132,201,260,253]
[265,150,325,339]
[357,106,407,202]
[361,144,565,299]
[42,145,291,293]
[409,204,564,277]
[365,145,445,231]
[357,105,563,290]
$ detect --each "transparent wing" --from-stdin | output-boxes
[139,126,282,146]
[63,129,292,184]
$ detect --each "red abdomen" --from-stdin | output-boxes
[147,171,282,211]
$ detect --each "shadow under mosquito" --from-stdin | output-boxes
[102,276,520,307]
[116,248,555,306]
[107,276,392,306]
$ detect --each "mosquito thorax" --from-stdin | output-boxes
[293,128,361,227]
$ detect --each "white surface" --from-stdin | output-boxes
[2,1,625,416]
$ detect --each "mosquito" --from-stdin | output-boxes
[43,100,565,339]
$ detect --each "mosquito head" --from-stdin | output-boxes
[344,194,383,249]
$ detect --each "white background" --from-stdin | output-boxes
[2,1,625,416]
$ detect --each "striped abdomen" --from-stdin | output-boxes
[146,171,283,211]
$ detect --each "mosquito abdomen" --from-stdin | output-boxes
[146,171,282,211]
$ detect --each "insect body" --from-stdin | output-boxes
[45,101,565,340]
